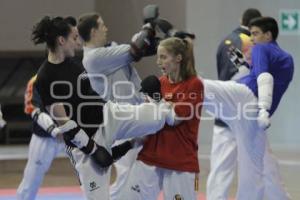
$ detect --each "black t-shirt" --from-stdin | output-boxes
[35,58,104,138]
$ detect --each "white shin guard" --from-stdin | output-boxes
[257,72,274,110]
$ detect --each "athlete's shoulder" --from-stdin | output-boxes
[28,74,37,85]
[159,75,168,82]
[281,50,294,69]
[189,75,201,82]
[37,59,56,75]
[190,75,203,87]
[36,60,48,80]
[35,60,57,87]
[277,44,294,60]
[253,42,270,50]
[252,43,271,57]
[26,75,37,92]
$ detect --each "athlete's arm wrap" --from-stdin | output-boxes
[257,72,274,130]
[140,75,177,126]
[59,120,113,168]
[130,24,156,61]
[111,140,133,161]
[31,108,60,137]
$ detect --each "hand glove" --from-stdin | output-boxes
[139,75,161,102]
[59,120,114,168]
[0,119,6,129]
[140,75,177,125]
[257,109,271,130]
[143,4,159,25]
[155,18,175,37]
[31,108,61,138]
[130,23,156,61]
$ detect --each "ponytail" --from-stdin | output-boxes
[32,16,53,45]
[183,38,197,78]
[31,16,75,52]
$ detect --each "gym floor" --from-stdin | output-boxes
[0,145,299,200]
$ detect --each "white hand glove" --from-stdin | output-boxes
[142,22,152,29]
[257,109,271,130]
[0,119,6,129]
[131,31,150,46]
[50,127,61,138]
[131,32,140,43]
[158,99,176,126]
[58,120,77,132]
[0,107,6,129]
[58,120,90,149]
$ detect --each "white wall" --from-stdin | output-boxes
[0,0,95,51]
[187,0,300,151]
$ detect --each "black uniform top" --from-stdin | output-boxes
[215,26,251,127]
[35,58,104,141]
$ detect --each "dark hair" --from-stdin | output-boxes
[64,16,77,27]
[31,16,76,52]
[241,8,262,27]
[249,16,279,40]
[174,31,196,40]
[78,13,100,42]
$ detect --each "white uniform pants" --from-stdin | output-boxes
[207,124,291,200]
[204,79,265,200]
[66,146,112,200]
[204,80,290,200]
[16,134,65,200]
[263,140,291,200]
[117,160,198,200]
[109,141,141,200]
[67,101,170,200]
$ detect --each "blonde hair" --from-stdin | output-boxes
[159,37,197,81]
